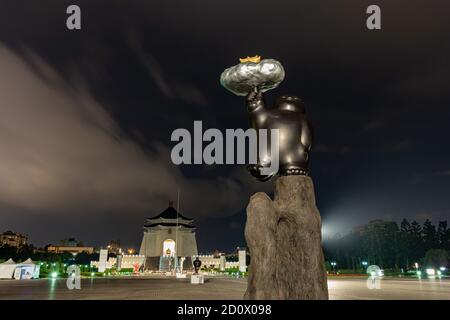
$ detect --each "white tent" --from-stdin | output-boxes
[0,259,17,279]
[22,258,34,264]
[2,258,15,264]
[0,258,40,280]
[15,258,40,279]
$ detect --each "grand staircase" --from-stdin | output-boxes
[159,256,178,272]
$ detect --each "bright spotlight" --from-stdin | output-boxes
[426,269,435,276]
[51,272,58,278]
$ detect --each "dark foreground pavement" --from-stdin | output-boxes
[0,276,449,300]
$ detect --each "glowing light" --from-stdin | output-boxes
[51,272,58,278]
[91,272,95,276]
[437,271,442,276]
[440,267,446,271]
[426,269,435,276]
[417,270,422,277]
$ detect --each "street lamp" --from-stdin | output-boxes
[331,261,337,273]
[362,261,368,267]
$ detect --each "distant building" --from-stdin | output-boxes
[212,250,225,258]
[46,237,94,254]
[46,245,94,254]
[59,237,79,247]
[0,231,28,248]
[139,202,198,271]
[107,240,122,255]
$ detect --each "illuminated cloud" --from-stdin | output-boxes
[0,45,269,222]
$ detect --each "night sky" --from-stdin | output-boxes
[0,1,449,252]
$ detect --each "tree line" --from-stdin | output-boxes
[323,219,450,271]
[0,244,98,265]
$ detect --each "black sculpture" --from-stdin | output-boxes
[246,88,313,181]
[193,257,202,274]
[221,57,314,182]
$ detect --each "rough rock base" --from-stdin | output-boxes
[244,175,328,300]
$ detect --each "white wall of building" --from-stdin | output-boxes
[139,227,198,258]
[195,255,241,270]
[90,254,145,271]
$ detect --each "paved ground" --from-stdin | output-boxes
[0,275,449,300]
[328,277,450,300]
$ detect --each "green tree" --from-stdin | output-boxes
[422,219,438,251]
[409,220,424,261]
[423,249,449,268]
[360,220,400,269]
[322,219,449,270]
[437,221,450,250]
[399,218,412,268]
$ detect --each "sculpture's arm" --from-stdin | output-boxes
[301,118,314,151]
[246,88,266,113]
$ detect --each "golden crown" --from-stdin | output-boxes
[239,55,261,63]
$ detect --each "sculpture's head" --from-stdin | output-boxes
[275,95,305,113]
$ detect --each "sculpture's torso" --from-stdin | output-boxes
[247,93,313,181]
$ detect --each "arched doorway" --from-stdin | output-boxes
[162,239,176,257]
[159,239,177,272]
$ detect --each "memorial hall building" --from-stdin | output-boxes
[139,202,198,271]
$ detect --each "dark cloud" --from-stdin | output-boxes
[0,44,270,247]
[130,36,208,107]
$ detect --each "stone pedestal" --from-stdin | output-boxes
[190,274,204,284]
[244,175,328,300]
